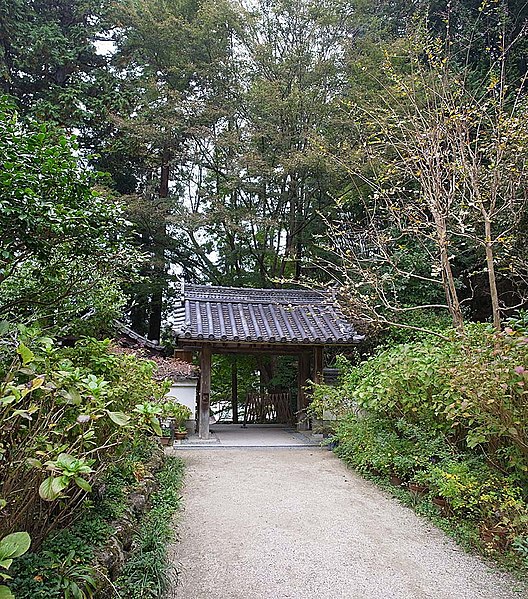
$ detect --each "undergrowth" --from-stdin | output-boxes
[9,438,157,599]
[114,456,185,599]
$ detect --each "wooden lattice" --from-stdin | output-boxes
[243,392,293,425]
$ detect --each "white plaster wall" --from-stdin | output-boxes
[167,379,198,420]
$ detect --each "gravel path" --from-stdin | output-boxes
[167,448,527,599]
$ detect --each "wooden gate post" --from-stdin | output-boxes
[313,346,323,385]
[297,353,311,431]
[231,357,239,424]
[199,346,212,439]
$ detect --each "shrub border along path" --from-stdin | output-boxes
[8,444,184,599]
[115,456,184,599]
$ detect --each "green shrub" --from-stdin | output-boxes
[115,457,184,599]
[327,323,528,480]
[335,415,455,479]
[161,401,192,427]
[513,536,528,571]
[9,438,156,599]
[441,326,528,475]
[0,330,167,544]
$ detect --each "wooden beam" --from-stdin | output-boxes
[178,342,327,355]
[199,346,212,439]
[313,346,323,385]
[297,353,311,431]
[231,357,239,424]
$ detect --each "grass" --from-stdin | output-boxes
[114,456,185,598]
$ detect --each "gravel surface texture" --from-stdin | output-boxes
[167,448,527,599]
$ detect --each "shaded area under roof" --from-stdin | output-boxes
[172,283,363,345]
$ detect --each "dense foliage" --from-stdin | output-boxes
[0,330,168,544]
[1,0,528,590]
[311,317,528,569]
[0,99,141,335]
[8,438,163,599]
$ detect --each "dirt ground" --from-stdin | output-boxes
[167,448,527,599]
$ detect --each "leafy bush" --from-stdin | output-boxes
[335,415,455,478]
[0,532,31,599]
[415,458,528,530]
[513,536,528,571]
[442,326,528,475]
[9,438,156,599]
[161,401,191,426]
[329,323,528,480]
[0,329,168,545]
[323,319,528,566]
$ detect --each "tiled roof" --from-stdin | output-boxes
[173,284,363,345]
[116,322,165,352]
[113,323,198,380]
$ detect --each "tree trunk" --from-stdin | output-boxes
[433,212,464,333]
[148,289,163,342]
[439,243,464,333]
[147,149,170,341]
[484,217,501,330]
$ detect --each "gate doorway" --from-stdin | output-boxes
[172,283,363,439]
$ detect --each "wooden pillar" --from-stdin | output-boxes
[313,346,323,385]
[297,353,311,431]
[231,358,239,424]
[199,346,212,439]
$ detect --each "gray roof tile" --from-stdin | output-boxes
[173,284,363,345]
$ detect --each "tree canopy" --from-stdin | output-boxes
[1,0,527,338]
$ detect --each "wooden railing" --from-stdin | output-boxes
[243,392,293,425]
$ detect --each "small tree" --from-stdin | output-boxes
[326,18,528,333]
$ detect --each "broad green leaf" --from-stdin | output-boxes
[76,464,92,474]
[39,477,61,501]
[69,580,82,599]
[0,560,12,570]
[0,584,14,599]
[16,343,34,366]
[149,416,162,436]
[0,532,31,560]
[26,458,43,469]
[74,477,92,492]
[56,453,76,469]
[106,411,131,426]
[51,476,70,496]
[62,387,82,405]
